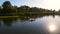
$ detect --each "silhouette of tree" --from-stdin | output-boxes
[18,5,30,12]
[2,1,11,8]
[29,7,40,12]
[2,1,16,15]
[0,1,58,16]
[0,6,1,10]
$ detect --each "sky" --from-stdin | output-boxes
[0,0,60,11]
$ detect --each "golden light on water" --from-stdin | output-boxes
[48,24,56,32]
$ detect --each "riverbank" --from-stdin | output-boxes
[0,16,19,18]
[19,12,60,16]
[0,12,60,18]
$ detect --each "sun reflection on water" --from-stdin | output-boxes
[47,23,58,33]
[48,24,56,32]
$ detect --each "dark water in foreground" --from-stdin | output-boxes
[0,15,60,34]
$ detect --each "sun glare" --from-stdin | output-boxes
[43,0,60,10]
[48,24,56,32]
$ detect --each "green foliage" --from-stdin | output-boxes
[2,1,13,11]
[2,1,11,8]
[0,7,1,11]
[18,5,30,12]
[1,1,17,16]
[0,6,1,10]
[0,1,60,16]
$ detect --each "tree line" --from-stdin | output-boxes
[0,1,60,16]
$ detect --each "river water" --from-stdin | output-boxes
[0,15,60,34]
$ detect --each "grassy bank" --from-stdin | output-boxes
[19,12,60,16]
[0,12,60,18]
[0,16,19,18]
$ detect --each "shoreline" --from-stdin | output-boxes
[0,16,19,18]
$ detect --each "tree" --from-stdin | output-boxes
[2,1,13,12]
[53,10,55,13]
[12,6,18,15]
[2,1,12,8]
[18,5,30,12]
[0,6,2,11]
[2,1,14,15]
[58,9,60,12]
[29,7,42,12]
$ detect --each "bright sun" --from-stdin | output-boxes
[43,0,60,11]
[48,24,56,32]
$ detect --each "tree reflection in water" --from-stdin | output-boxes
[0,15,55,27]
[1,18,18,26]
[0,15,58,34]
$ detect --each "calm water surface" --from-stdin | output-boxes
[0,15,60,34]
